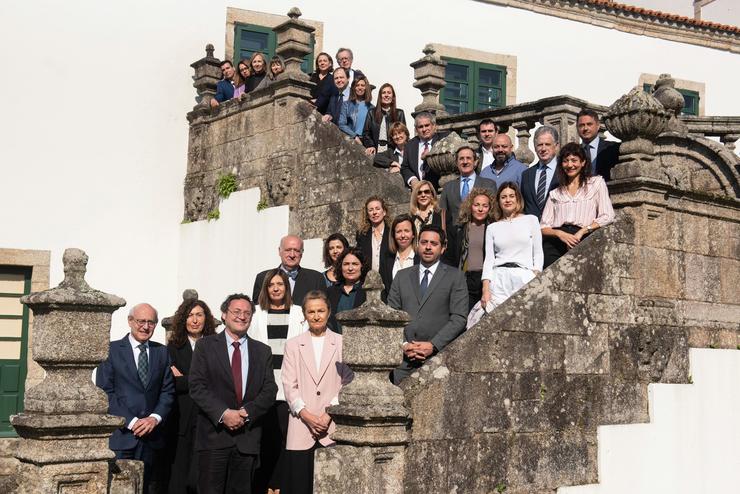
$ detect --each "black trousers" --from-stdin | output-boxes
[465,270,482,312]
[198,447,256,494]
[543,225,590,268]
[253,400,289,491]
[283,443,323,494]
[167,425,198,493]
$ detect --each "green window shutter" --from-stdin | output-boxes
[441,57,506,115]
[0,267,31,437]
[642,84,699,116]
[233,23,314,74]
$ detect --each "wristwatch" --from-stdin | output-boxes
[586,225,592,233]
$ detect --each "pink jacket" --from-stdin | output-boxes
[281,329,353,450]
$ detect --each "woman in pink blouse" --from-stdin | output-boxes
[540,142,615,268]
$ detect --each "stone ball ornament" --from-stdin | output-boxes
[425,131,469,178]
[604,86,670,159]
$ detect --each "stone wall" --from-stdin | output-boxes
[184,84,410,240]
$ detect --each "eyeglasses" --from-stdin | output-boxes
[228,309,252,319]
[133,319,157,328]
[417,189,432,196]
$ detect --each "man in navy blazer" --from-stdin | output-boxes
[211,60,237,108]
[521,125,561,220]
[96,303,175,493]
[401,112,449,191]
[321,67,349,125]
[577,109,620,181]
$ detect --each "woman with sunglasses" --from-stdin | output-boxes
[409,180,447,235]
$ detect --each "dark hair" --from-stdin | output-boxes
[220,293,255,320]
[373,83,400,127]
[557,142,592,188]
[257,269,292,309]
[323,233,350,268]
[389,122,410,140]
[220,60,233,68]
[301,290,331,314]
[349,75,372,104]
[455,145,478,159]
[388,214,417,254]
[419,224,446,246]
[314,52,334,73]
[477,118,497,133]
[492,181,525,221]
[335,247,370,285]
[169,299,217,347]
[577,108,600,122]
[333,66,348,78]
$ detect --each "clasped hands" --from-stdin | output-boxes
[131,416,158,438]
[557,229,587,249]
[222,408,249,431]
[403,341,434,361]
[299,409,332,440]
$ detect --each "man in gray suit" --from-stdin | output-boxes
[439,145,497,227]
[388,224,468,385]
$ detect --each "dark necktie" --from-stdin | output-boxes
[231,341,243,407]
[286,269,298,281]
[420,269,430,298]
[421,141,430,177]
[536,165,548,209]
[137,343,149,387]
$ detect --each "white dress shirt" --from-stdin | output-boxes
[583,136,600,165]
[418,260,441,285]
[534,157,557,192]
[126,333,162,429]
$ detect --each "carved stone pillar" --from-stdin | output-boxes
[720,134,738,152]
[190,43,222,110]
[10,248,142,493]
[410,45,448,117]
[543,112,578,147]
[651,74,689,136]
[270,8,315,102]
[512,120,536,165]
[604,86,670,182]
[314,271,411,494]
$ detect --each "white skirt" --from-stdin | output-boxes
[489,266,535,306]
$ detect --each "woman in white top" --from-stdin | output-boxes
[379,214,419,302]
[540,142,615,268]
[481,182,544,308]
[250,269,306,493]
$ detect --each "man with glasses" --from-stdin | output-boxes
[189,294,277,494]
[96,303,175,493]
[252,234,326,305]
[335,47,365,102]
[401,112,449,191]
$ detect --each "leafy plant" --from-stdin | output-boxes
[207,208,220,221]
[539,383,547,401]
[496,482,507,492]
[217,173,237,199]
[256,198,268,211]
[180,218,192,225]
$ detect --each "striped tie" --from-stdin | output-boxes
[137,344,149,387]
[536,165,548,208]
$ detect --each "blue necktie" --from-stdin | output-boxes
[286,269,298,280]
[461,177,470,200]
[420,269,430,298]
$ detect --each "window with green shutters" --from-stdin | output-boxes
[233,23,315,74]
[643,83,700,116]
[441,57,506,115]
[0,267,31,437]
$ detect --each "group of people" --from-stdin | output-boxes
[100,58,620,492]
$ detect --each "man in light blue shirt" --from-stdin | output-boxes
[480,134,528,188]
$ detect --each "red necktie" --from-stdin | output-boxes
[231,341,242,407]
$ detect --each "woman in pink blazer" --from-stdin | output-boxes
[281,290,354,494]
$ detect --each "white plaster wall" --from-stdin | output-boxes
[559,348,740,494]
[1,0,738,340]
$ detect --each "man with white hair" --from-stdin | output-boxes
[96,303,175,493]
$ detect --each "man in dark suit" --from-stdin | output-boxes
[335,47,365,101]
[477,118,498,171]
[521,125,561,220]
[189,294,277,494]
[96,303,175,493]
[440,145,497,226]
[211,60,237,108]
[321,67,349,125]
[401,112,448,191]
[252,235,326,305]
[577,109,620,181]
[388,224,468,385]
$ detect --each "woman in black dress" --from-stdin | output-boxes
[246,52,267,92]
[327,247,369,333]
[166,299,217,493]
[322,233,349,287]
[309,52,335,113]
[355,196,391,275]
[362,83,406,155]
[409,180,447,234]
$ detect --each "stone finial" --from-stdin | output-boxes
[183,288,199,301]
[162,288,222,334]
[59,248,90,290]
[273,8,315,83]
[410,44,448,117]
[425,132,468,182]
[651,74,689,135]
[604,87,671,181]
[188,43,222,113]
[287,6,302,19]
[205,43,214,58]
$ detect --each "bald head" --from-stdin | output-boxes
[493,134,514,166]
[279,235,304,270]
[128,303,158,343]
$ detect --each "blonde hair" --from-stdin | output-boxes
[358,196,390,235]
[409,180,439,215]
[457,188,496,225]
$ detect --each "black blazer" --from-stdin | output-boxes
[593,139,620,182]
[355,226,391,270]
[373,147,405,169]
[252,266,326,305]
[167,342,197,436]
[245,73,266,93]
[439,175,497,228]
[379,250,420,303]
[361,108,406,149]
[327,283,366,333]
[189,332,277,455]
[521,163,560,220]
[400,132,449,190]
